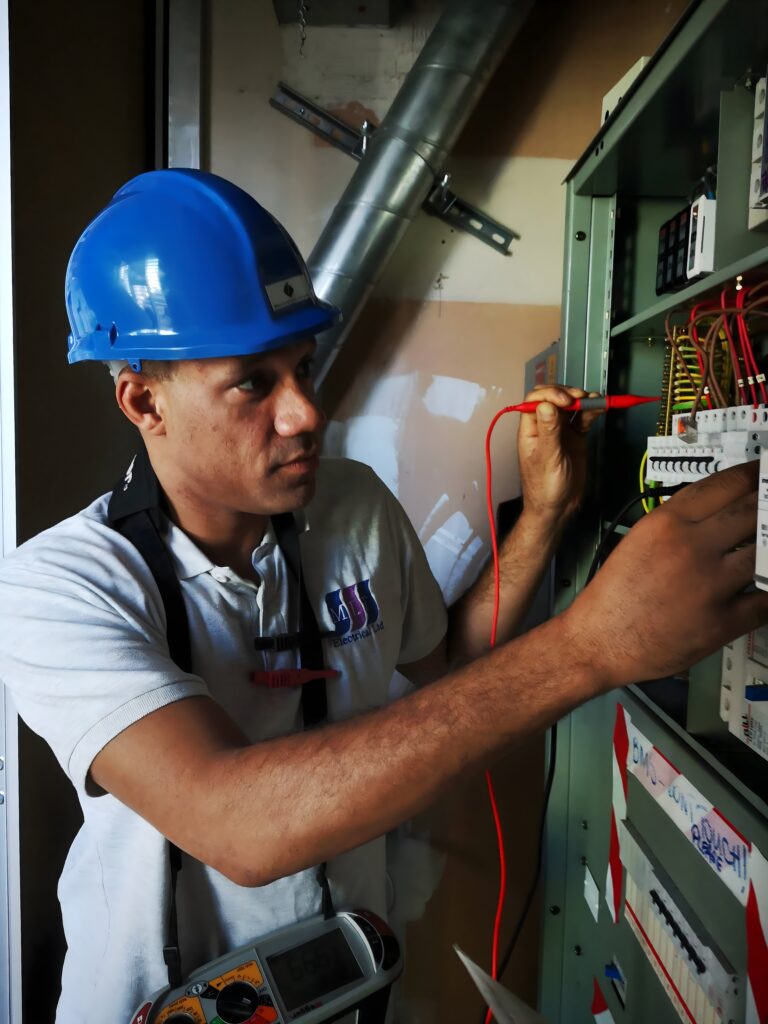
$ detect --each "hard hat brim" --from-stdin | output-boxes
[67,299,340,366]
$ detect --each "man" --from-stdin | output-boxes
[0,168,765,1023]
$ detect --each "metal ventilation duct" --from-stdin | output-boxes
[309,0,535,386]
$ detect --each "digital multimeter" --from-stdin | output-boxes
[129,910,402,1024]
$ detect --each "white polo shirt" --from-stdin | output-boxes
[0,457,447,1024]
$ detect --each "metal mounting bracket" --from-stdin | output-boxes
[425,174,520,254]
[270,81,518,255]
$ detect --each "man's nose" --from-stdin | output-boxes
[274,380,325,437]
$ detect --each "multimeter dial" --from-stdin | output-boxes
[215,982,275,1024]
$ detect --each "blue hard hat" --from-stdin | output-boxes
[65,169,340,370]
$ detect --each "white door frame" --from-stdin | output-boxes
[0,0,22,1018]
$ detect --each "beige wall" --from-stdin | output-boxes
[209,1,688,1018]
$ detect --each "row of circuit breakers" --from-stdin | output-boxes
[645,404,768,762]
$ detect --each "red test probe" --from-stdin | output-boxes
[480,387,658,1023]
[508,393,659,415]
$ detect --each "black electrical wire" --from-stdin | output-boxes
[491,484,682,996]
[586,485,680,585]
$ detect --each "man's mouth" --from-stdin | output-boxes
[274,449,319,474]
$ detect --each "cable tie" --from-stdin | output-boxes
[758,374,767,384]
[748,376,755,385]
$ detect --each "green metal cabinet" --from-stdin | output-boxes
[540,2,768,1021]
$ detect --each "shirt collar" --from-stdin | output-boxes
[163,507,311,581]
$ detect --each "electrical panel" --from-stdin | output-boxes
[540,3,768,1023]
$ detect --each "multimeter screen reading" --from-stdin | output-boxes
[267,928,364,1012]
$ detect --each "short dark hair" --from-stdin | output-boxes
[140,360,177,382]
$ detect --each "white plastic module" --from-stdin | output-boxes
[756,445,768,593]
[750,75,768,229]
[686,195,716,279]
[601,56,650,125]
[646,404,768,486]
[720,628,768,762]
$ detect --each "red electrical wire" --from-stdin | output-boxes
[736,289,758,405]
[737,287,768,404]
[688,303,713,408]
[482,405,516,1024]
[720,290,747,403]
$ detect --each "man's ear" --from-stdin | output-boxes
[115,373,167,436]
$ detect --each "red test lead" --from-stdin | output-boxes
[510,393,659,415]
[251,668,341,689]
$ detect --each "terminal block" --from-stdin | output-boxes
[620,821,739,1023]
[646,404,768,486]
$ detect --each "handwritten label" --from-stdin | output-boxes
[625,719,749,905]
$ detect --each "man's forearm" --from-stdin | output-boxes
[446,507,563,666]
[211,612,599,887]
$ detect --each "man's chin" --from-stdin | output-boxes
[265,475,317,515]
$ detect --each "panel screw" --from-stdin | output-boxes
[581,820,589,830]
[561,579,572,588]
[548,905,561,915]
[580,856,588,866]
[575,231,587,241]
[574,945,583,956]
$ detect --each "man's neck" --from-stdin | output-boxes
[162,489,269,585]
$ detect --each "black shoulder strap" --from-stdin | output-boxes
[272,511,333,916]
[108,451,334,980]
[107,449,188,988]
[272,512,327,729]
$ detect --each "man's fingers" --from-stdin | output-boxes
[722,588,768,639]
[572,408,603,434]
[720,543,759,592]
[667,462,759,521]
[534,401,564,440]
[525,385,587,407]
[698,490,759,552]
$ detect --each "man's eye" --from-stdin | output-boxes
[237,374,270,396]
[297,357,315,379]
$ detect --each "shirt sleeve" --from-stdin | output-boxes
[382,487,448,665]
[0,525,210,798]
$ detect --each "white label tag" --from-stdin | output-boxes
[265,273,311,312]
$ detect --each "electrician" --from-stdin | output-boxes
[0,169,764,1024]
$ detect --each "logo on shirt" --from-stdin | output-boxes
[325,579,383,647]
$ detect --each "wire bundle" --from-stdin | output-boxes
[664,285,768,417]
[645,281,768,515]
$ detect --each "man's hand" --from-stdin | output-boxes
[448,384,603,662]
[517,385,601,524]
[563,462,768,689]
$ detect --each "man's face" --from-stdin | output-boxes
[151,338,326,517]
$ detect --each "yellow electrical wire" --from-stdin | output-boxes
[639,449,654,514]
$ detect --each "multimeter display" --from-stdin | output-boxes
[267,928,364,1012]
